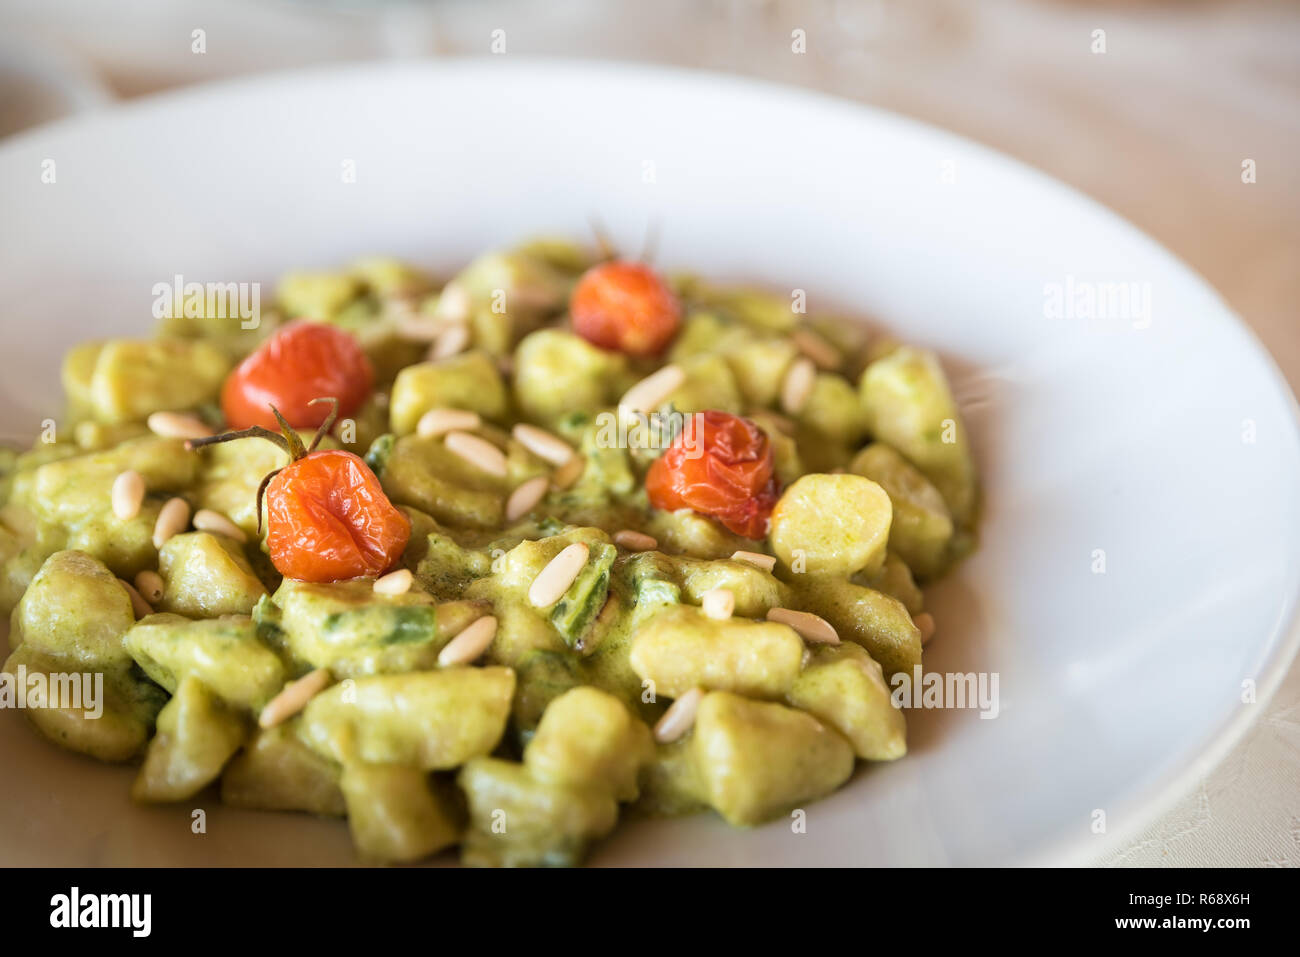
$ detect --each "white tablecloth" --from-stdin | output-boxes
[2,0,1296,866]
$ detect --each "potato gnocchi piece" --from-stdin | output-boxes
[276,271,362,320]
[379,432,546,529]
[22,438,199,578]
[688,691,854,827]
[191,434,294,537]
[133,675,248,802]
[347,256,432,298]
[746,410,804,487]
[2,550,167,760]
[452,249,573,350]
[768,473,892,577]
[663,353,745,416]
[859,346,978,526]
[788,642,907,761]
[30,437,197,528]
[524,686,654,802]
[636,738,707,817]
[221,722,346,817]
[728,337,800,408]
[629,605,805,700]
[645,508,752,560]
[82,338,231,425]
[677,280,799,333]
[413,527,493,598]
[850,442,954,579]
[124,613,285,712]
[791,575,922,678]
[794,373,869,452]
[513,329,630,425]
[389,351,509,435]
[9,550,137,672]
[158,532,267,618]
[459,686,654,866]
[3,642,165,762]
[340,762,463,863]
[296,668,515,770]
[673,554,793,618]
[458,757,619,868]
[269,578,484,676]
[859,551,925,616]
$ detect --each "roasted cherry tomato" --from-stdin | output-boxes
[645,409,779,539]
[188,400,409,582]
[570,260,681,356]
[222,321,374,431]
[264,448,409,582]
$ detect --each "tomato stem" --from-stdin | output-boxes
[588,214,617,263]
[253,466,284,537]
[184,396,342,537]
[306,397,340,452]
[269,406,308,460]
[185,426,290,455]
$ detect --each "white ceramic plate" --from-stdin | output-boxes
[1,60,1297,867]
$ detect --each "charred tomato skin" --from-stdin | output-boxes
[222,321,374,431]
[264,449,410,582]
[570,261,682,357]
[645,409,779,540]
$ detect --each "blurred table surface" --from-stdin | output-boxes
[2,0,1297,867]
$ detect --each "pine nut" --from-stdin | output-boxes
[373,568,413,596]
[438,615,498,667]
[654,687,704,744]
[193,508,248,543]
[613,529,657,552]
[780,356,817,415]
[701,587,735,620]
[258,669,331,729]
[731,550,776,572]
[383,295,418,318]
[118,578,153,619]
[416,408,481,438]
[152,497,191,549]
[445,431,508,477]
[506,476,549,521]
[392,306,444,342]
[147,411,213,440]
[111,470,145,521]
[619,364,685,416]
[791,327,841,370]
[432,280,471,323]
[767,607,840,644]
[551,454,586,489]
[429,322,470,360]
[915,612,936,647]
[134,570,165,604]
[528,542,589,608]
[512,423,575,466]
